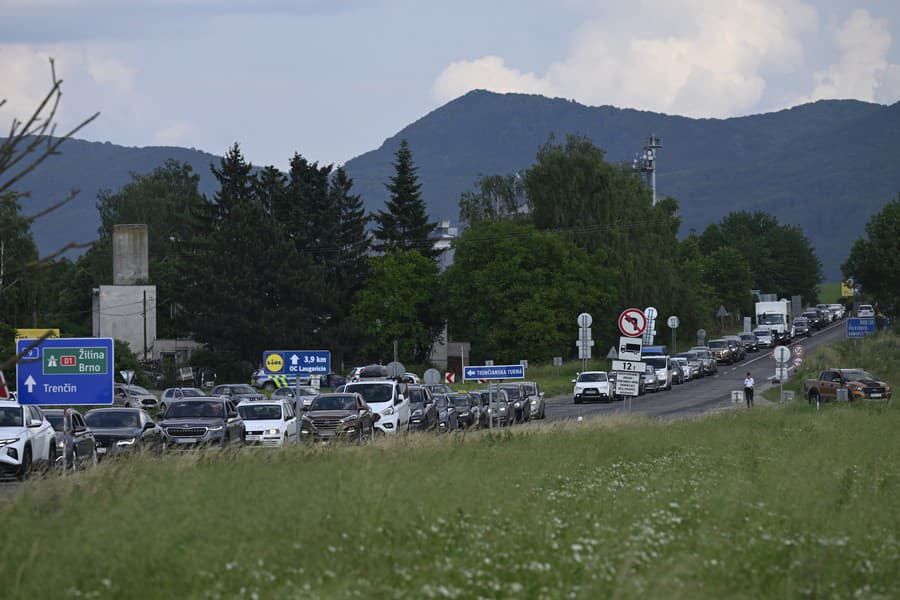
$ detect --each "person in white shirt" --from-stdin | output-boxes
[744,372,755,407]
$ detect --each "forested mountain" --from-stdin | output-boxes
[11,91,900,279]
[343,91,899,280]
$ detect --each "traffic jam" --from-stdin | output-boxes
[1,300,867,481]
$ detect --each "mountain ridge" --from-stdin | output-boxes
[9,90,899,280]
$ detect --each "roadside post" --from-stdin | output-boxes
[463,364,525,430]
[617,308,648,412]
[667,315,680,354]
[773,345,791,403]
[576,313,593,373]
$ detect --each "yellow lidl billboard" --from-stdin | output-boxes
[15,328,60,341]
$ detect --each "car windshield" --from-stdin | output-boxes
[753,329,771,336]
[408,389,425,404]
[709,340,727,349]
[841,370,875,381]
[310,396,357,411]
[166,401,224,419]
[238,404,283,420]
[46,413,64,431]
[449,394,469,408]
[740,334,754,341]
[759,314,783,325]
[85,411,140,429]
[228,385,256,395]
[345,383,393,404]
[643,357,667,368]
[679,352,699,361]
[499,387,520,400]
[577,372,607,382]
[128,385,151,395]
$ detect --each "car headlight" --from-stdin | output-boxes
[381,406,394,416]
[116,438,136,446]
[499,407,507,413]
[207,425,224,432]
[57,439,65,449]
[0,438,20,448]
[514,402,522,408]
[266,428,280,435]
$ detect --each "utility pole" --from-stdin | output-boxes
[143,290,148,361]
[633,135,663,205]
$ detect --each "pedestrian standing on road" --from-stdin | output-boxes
[744,372,755,407]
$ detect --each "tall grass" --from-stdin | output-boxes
[1,400,897,599]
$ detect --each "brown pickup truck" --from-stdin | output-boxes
[803,369,892,403]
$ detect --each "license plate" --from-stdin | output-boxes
[175,438,198,444]
[246,435,261,441]
[96,447,107,455]
[584,389,597,394]
[870,393,882,398]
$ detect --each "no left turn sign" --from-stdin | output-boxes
[618,308,648,337]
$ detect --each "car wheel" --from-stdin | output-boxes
[17,446,32,481]
[809,389,820,404]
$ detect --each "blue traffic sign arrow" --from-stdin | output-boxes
[16,337,114,405]
[462,365,525,381]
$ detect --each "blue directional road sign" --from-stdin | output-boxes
[846,318,876,338]
[16,337,114,405]
[463,364,525,381]
[263,350,331,376]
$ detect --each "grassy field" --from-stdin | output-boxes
[817,282,842,305]
[2,399,898,598]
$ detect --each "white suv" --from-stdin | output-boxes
[0,401,57,479]
[237,399,298,447]
[343,379,409,434]
[857,304,875,318]
[572,371,611,403]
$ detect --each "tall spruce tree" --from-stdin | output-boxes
[373,139,437,259]
[185,144,301,373]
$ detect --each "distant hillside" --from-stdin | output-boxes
[10,91,900,280]
[10,140,222,256]
[342,90,899,280]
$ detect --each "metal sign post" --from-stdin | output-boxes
[667,316,680,354]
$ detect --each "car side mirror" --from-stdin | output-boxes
[143,421,156,431]
[228,411,238,419]
[29,418,42,428]
[570,379,576,383]
[372,414,381,423]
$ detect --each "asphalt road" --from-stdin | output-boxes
[544,319,848,422]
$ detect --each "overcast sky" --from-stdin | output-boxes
[2,0,899,169]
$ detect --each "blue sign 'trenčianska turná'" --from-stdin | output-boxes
[463,365,525,381]
[846,318,876,338]
[15,337,114,405]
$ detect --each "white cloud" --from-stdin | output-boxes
[812,9,900,104]
[0,42,194,147]
[432,0,820,117]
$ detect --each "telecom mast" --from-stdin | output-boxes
[632,135,663,205]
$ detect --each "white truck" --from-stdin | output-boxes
[755,299,793,342]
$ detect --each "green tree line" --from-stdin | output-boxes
[2,133,828,378]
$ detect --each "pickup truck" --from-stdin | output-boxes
[803,369,892,403]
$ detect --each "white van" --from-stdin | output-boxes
[343,379,409,434]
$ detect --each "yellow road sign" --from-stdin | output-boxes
[840,279,853,297]
[15,328,60,341]
[265,353,284,373]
